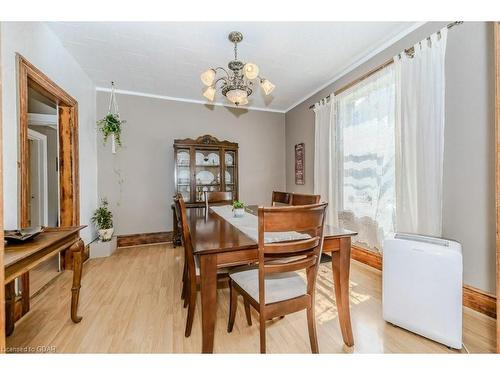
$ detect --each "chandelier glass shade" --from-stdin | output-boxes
[202,85,216,101]
[200,69,216,86]
[243,63,259,79]
[260,79,276,96]
[200,31,275,106]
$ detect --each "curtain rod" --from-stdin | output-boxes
[309,21,463,110]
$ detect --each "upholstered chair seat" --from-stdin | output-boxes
[230,269,306,304]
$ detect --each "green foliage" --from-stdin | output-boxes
[232,200,245,209]
[96,113,125,147]
[91,198,113,230]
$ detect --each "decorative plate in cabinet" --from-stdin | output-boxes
[196,170,215,185]
[177,151,190,166]
[178,169,190,184]
[207,153,219,165]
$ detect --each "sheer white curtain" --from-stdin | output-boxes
[313,97,339,227]
[336,65,396,250]
[394,28,447,236]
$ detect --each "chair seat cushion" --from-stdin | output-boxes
[230,268,306,304]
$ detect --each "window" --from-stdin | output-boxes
[335,65,396,251]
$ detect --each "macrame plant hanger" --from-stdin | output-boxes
[108,81,120,154]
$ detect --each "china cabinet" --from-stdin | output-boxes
[172,135,239,244]
[174,134,239,205]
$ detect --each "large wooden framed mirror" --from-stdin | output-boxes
[18,54,80,229]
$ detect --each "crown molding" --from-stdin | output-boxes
[284,22,426,113]
[95,87,285,114]
[96,22,425,115]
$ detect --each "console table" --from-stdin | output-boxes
[4,226,86,336]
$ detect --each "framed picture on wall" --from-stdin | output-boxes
[295,143,305,185]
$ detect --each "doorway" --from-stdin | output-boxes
[27,86,60,228]
[28,128,49,227]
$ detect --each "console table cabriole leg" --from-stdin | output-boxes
[5,281,16,336]
[70,239,84,323]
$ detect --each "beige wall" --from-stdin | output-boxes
[285,22,496,293]
[96,92,286,235]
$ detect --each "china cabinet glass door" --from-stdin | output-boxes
[175,148,191,202]
[194,148,222,203]
[222,149,237,201]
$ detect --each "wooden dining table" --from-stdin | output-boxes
[187,205,357,353]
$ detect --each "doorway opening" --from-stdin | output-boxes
[27,87,59,228]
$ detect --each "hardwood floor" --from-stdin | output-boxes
[5,243,496,353]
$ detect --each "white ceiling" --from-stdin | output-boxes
[46,22,419,112]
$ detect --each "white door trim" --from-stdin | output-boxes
[27,128,48,226]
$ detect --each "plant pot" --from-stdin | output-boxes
[90,237,117,258]
[98,228,114,242]
[233,208,245,218]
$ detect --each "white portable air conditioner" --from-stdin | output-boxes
[383,233,463,349]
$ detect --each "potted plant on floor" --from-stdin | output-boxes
[232,200,245,218]
[92,198,114,242]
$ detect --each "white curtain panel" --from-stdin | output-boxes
[313,97,339,227]
[394,27,448,236]
[336,65,396,250]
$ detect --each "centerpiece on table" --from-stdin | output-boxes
[232,200,245,218]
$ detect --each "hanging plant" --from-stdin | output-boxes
[97,81,126,154]
[97,113,124,147]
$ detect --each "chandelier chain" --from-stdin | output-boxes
[234,42,237,60]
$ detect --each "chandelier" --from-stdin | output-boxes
[200,31,275,106]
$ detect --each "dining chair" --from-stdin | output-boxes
[204,191,233,209]
[173,194,184,249]
[227,203,328,353]
[271,191,291,206]
[290,193,321,205]
[173,194,188,300]
[174,194,252,337]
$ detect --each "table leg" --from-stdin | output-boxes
[5,281,15,337]
[331,237,354,347]
[70,239,84,323]
[200,254,218,353]
[20,273,30,315]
